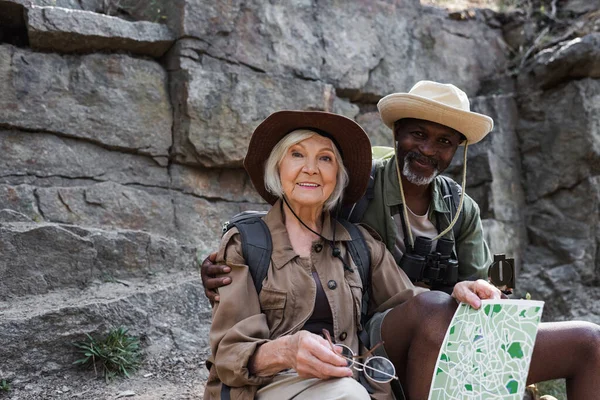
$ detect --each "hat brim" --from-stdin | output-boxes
[378,94,493,144]
[244,111,372,205]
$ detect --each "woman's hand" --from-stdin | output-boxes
[451,279,502,309]
[287,331,353,380]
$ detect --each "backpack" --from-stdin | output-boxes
[342,156,465,242]
[222,212,372,326]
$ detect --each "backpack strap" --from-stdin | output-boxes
[223,211,271,295]
[342,161,377,223]
[438,175,464,241]
[337,219,371,327]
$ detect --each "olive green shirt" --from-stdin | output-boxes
[360,157,492,282]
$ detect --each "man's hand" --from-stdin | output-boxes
[451,279,501,309]
[200,252,232,303]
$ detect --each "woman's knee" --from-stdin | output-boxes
[319,378,370,400]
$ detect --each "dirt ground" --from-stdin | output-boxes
[422,0,516,11]
[2,352,210,400]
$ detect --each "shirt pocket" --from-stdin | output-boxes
[345,271,364,331]
[259,287,287,336]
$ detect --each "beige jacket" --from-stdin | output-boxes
[204,200,427,399]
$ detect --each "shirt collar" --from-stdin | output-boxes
[264,199,352,269]
[383,156,452,214]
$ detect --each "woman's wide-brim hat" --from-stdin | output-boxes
[377,80,494,145]
[244,110,372,205]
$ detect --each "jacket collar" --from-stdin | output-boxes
[382,156,452,215]
[263,199,352,269]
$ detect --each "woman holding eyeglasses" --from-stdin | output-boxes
[203,111,501,400]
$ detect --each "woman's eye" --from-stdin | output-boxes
[291,151,303,158]
[320,155,333,162]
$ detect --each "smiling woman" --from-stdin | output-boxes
[263,129,348,213]
[203,111,426,399]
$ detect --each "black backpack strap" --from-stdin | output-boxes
[224,211,271,295]
[337,219,371,327]
[342,161,377,223]
[438,175,464,241]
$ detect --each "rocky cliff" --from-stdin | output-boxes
[0,0,598,398]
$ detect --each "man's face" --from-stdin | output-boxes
[394,118,463,186]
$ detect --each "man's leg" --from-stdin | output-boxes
[528,321,600,399]
[377,291,600,400]
[378,291,456,399]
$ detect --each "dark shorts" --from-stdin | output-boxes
[365,309,393,358]
[365,309,406,400]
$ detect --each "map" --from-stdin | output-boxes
[428,299,544,400]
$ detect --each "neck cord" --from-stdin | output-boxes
[394,141,469,249]
[282,196,353,272]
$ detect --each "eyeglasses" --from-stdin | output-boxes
[322,329,398,384]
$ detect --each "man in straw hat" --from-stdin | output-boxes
[349,80,494,291]
[201,81,600,399]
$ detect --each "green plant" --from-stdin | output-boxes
[73,327,141,382]
[0,379,10,392]
[537,379,567,399]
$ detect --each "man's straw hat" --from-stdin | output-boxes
[377,80,494,144]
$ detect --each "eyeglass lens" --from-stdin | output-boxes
[321,329,397,383]
[363,356,396,383]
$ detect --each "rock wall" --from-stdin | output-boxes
[0,0,598,395]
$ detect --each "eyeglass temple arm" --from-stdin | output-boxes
[322,329,384,359]
[356,341,384,359]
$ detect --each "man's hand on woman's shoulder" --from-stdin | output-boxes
[200,252,232,304]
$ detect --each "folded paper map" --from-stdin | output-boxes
[428,299,544,400]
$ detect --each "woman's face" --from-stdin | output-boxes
[278,135,339,210]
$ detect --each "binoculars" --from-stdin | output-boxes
[399,236,459,287]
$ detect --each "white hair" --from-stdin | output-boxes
[402,157,439,186]
[264,129,349,211]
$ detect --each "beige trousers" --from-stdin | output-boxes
[256,370,371,400]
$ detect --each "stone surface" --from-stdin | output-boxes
[0,275,210,377]
[0,130,170,188]
[519,33,600,90]
[0,184,42,221]
[170,59,343,167]
[519,177,600,322]
[0,221,195,299]
[169,164,264,203]
[31,181,266,248]
[517,78,600,202]
[165,0,507,99]
[0,45,172,159]
[26,6,175,57]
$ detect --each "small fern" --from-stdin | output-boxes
[73,327,141,382]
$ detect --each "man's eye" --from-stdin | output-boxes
[412,131,425,138]
[439,138,451,145]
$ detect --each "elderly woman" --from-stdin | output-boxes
[203,111,501,400]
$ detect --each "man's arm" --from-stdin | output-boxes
[455,194,492,281]
[200,252,232,303]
